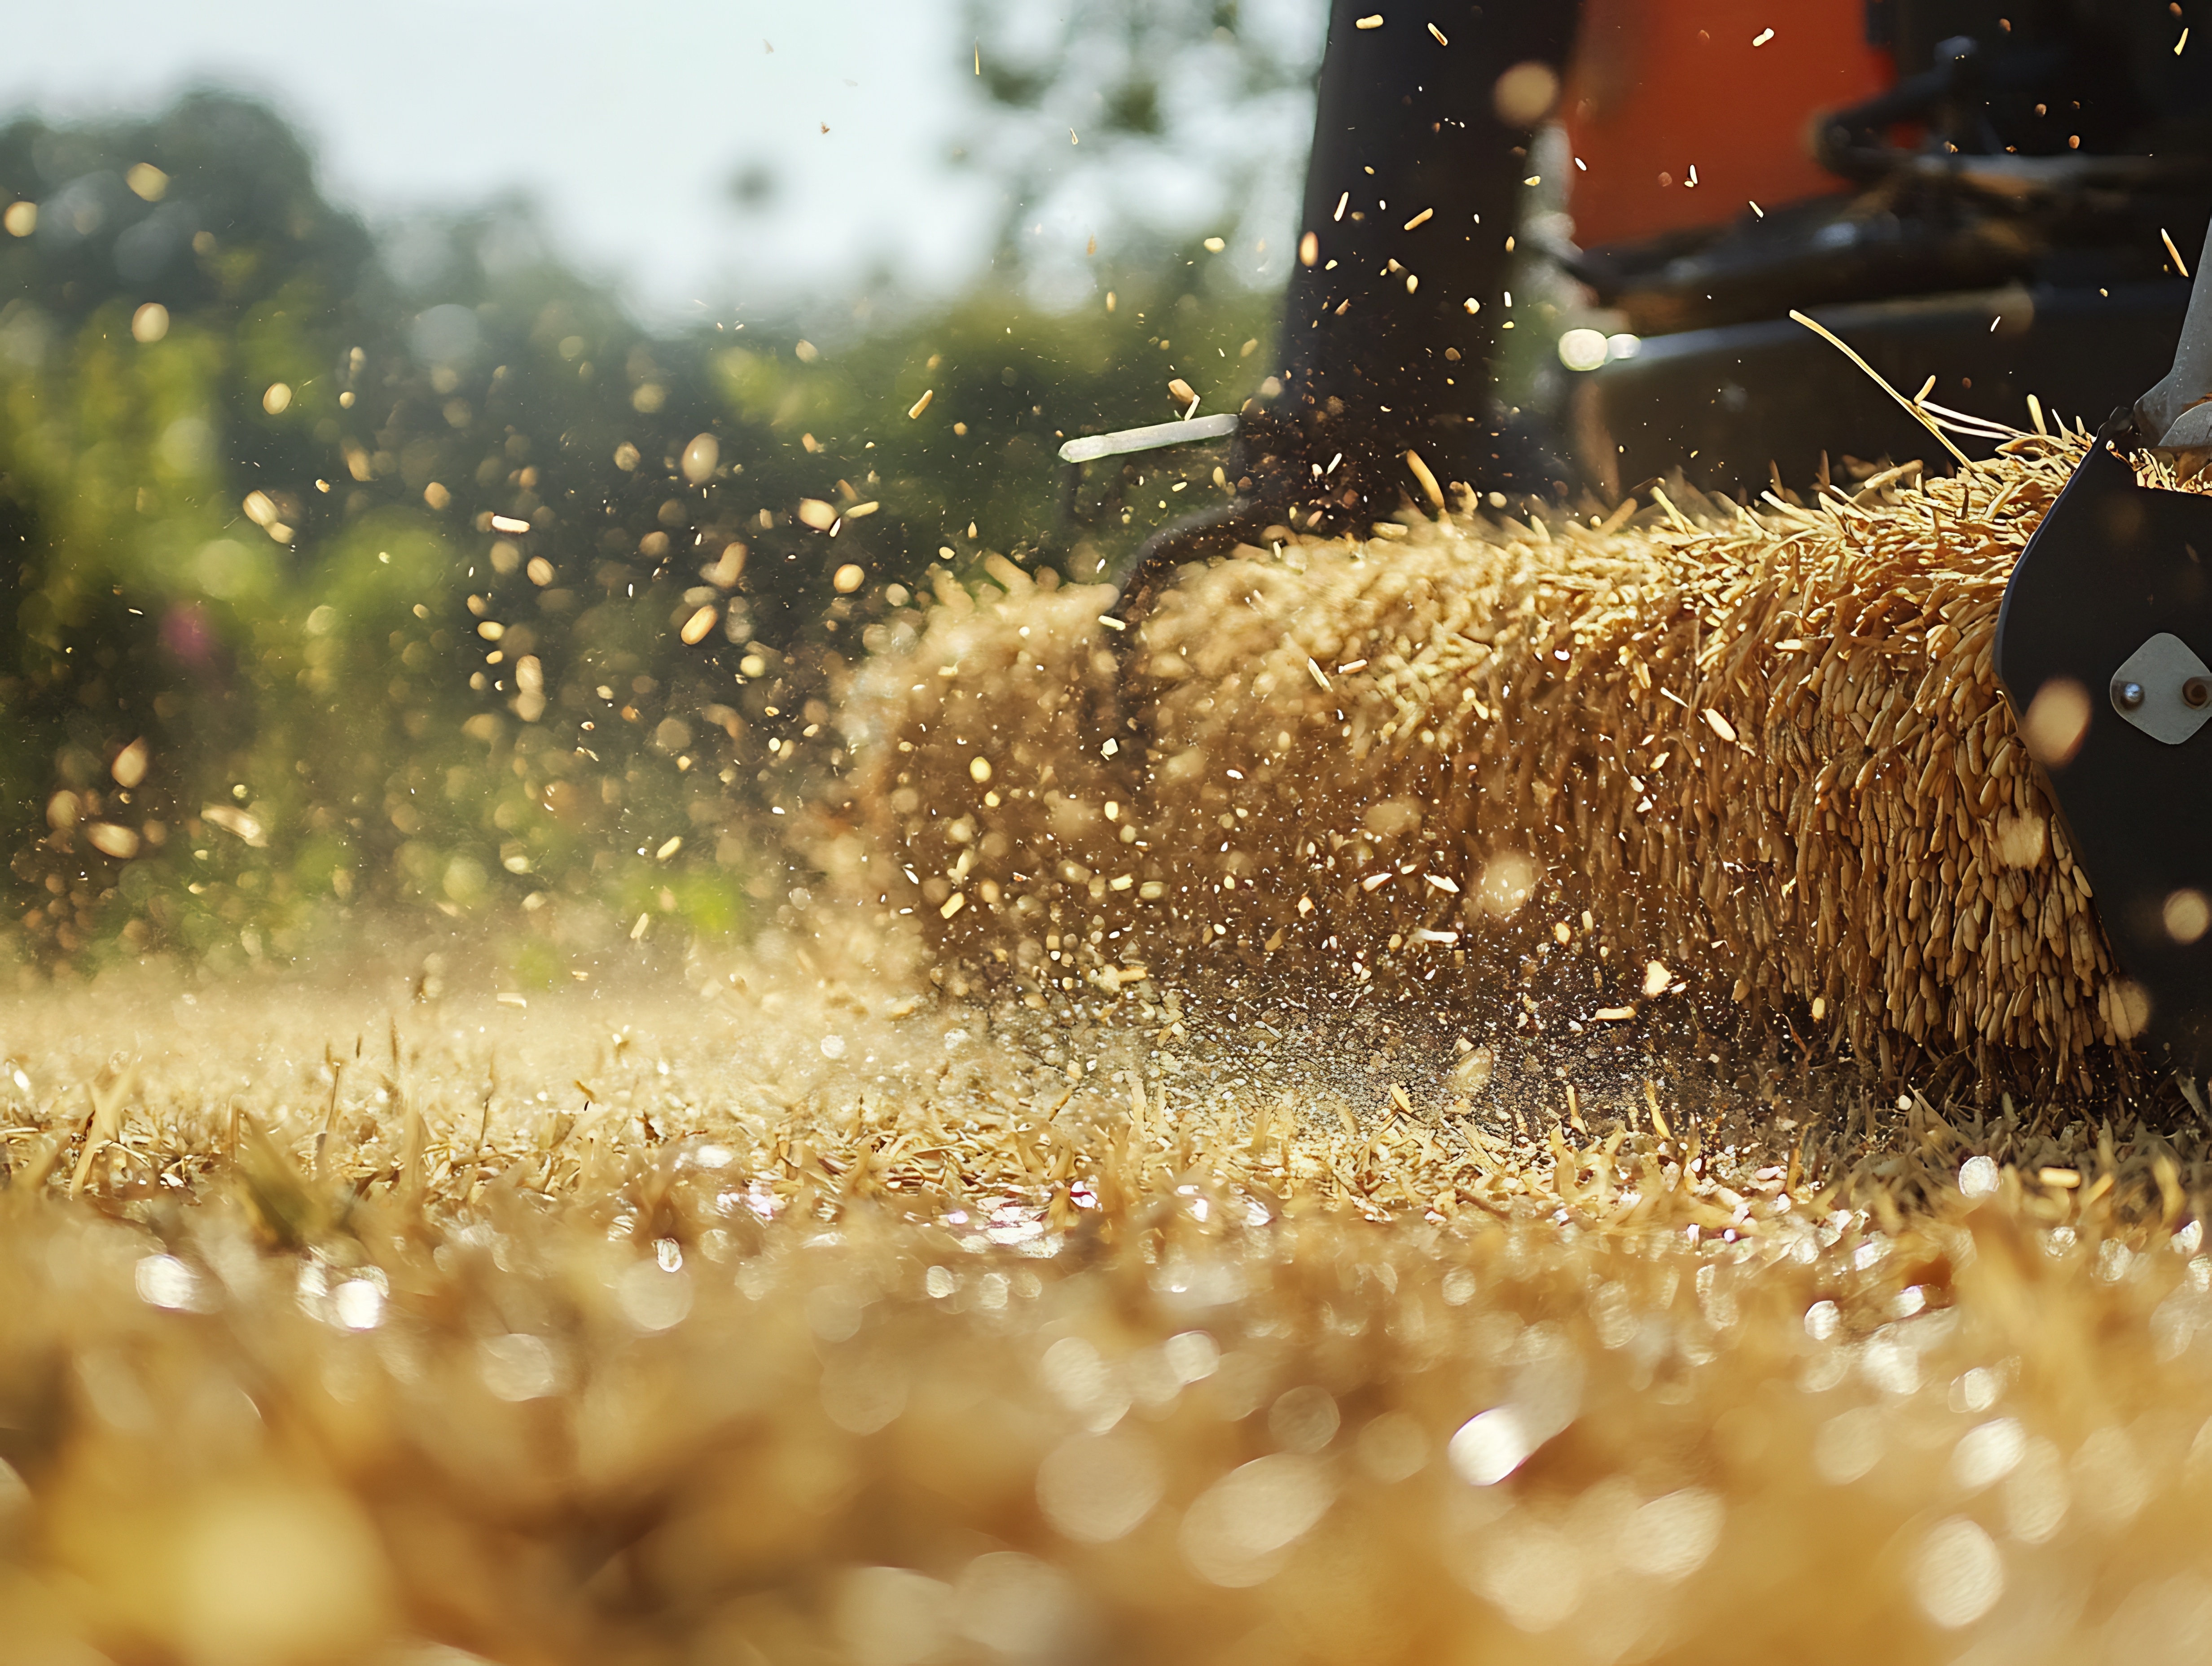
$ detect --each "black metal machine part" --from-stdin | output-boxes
[1987,216,2212,1081]
[1995,418,2212,1079]
[1565,5,2211,497]
[1091,0,1580,618]
[1078,0,2212,611]
[1262,0,1578,504]
[1575,282,2193,498]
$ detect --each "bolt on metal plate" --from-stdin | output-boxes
[2110,631,2212,745]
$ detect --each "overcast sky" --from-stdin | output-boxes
[0,0,1021,325]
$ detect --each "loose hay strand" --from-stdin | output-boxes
[1789,308,1975,469]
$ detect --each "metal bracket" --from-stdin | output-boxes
[2110,631,2212,745]
[1057,414,1240,467]
[1058,414,1240,530]
[2136,220,2212,448]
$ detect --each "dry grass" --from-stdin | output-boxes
[18,450,2212,1662]
[0,947,2210,1664]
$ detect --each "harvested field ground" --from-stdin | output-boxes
[12,444,2212,1664]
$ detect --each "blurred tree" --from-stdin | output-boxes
[957,0,1322,294]
[0,90,1279,974]
[0,94,763,970]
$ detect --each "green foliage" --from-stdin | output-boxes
[0,91,1283,971]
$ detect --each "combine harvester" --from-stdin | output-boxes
[860,0,2212,1107]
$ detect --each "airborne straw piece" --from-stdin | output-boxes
[1789,309,1972,468]
[1404,449,1445,510]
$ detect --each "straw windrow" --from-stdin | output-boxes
[844,435,2205,1093]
